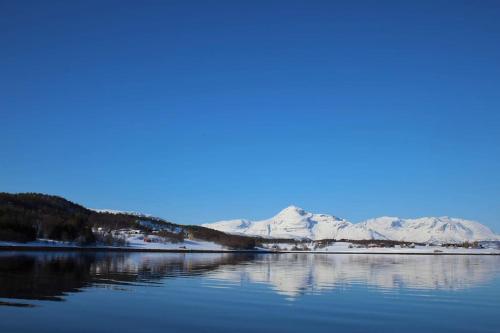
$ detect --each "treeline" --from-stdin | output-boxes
[257,237,312,244]
[0,193,184,245]
[315,239,425,248]
[257,238,427,250]
[0,192,258,249]
[185,225,256,249]
[0,193,94,244]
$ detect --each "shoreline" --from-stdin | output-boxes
[1,245,499,255]
[0,245,269,253]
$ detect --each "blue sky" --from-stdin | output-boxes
[1,1,499,230]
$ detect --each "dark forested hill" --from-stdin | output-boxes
[0,193,256,249]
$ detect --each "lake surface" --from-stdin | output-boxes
[1,252,499,333]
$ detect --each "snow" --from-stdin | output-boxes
[204,206,350,240]
[123,235,223,250]
[1,239,498,254]
[259,241,499,254]
[0,236,224,251]
[90,208,153,217]
[309,242,499,254]
[203,206,500,243]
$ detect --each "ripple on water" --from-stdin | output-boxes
[0,252,499,333]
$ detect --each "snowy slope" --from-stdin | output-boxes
[359,216,498,243]
[204,206,350,240]
[202,206,500,243]
[90,208,152,217]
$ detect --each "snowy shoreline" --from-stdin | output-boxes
[0,243,498,255]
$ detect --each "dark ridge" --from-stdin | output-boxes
[0,192,257,249]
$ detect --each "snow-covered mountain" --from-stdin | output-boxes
[202,206,499,243]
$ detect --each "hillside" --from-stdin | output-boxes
[203,206,500,243]
[0,193,256,249]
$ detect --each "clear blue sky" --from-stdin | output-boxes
[1,1,499,231]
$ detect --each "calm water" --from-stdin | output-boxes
[1,252,499,333]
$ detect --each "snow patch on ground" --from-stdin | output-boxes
[310,242,500,254]
[89,208,153,217]
[0,238,224,251]
[123,235,223,250]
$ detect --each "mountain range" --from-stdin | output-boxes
[202,206,499,243]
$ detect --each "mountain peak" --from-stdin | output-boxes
[275,205,307,218]
[282,205,305,212]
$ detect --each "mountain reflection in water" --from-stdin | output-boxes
[0,252,498,305]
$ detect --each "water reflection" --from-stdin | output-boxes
[209,254,500,297]
[0,251,498,305]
